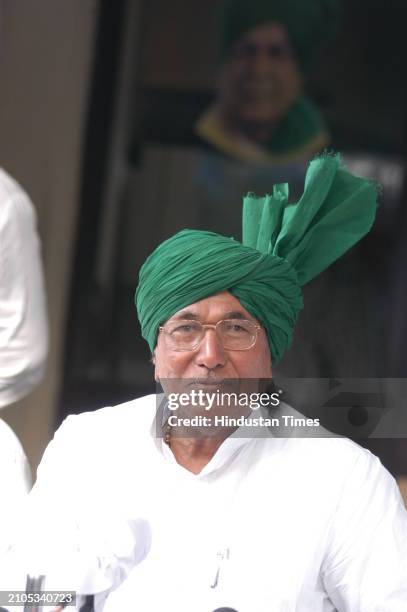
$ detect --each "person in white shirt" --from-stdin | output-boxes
[0,168,48,553]
[0,168,48,409]
[4,155,407,612]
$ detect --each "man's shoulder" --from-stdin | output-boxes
[260,404,391,487]
[276,402,377,470]
[270,402,381,472]
[0,168,30,207]
[0,167,36,233]
[256,434,405,524]
[36,395,160,485]
[295,433,372,457]
[58,394,158,438]
[279,435,401,506]
[285,434,382,473]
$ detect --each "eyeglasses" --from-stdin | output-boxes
[234,41,294,62]
[158,319,261,352]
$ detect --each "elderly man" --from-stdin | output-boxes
[195,0,340,162]
[3,155,407,611]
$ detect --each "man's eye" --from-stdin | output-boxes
[172,324,196,334]
[225,323,245,333]
[223,320,253,335]
[267,44,292,60]
[233,41,256,60]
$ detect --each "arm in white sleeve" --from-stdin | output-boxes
[0,418,32,555]
[323,450,407,611]
[0,168,48,408]
[1,411,150,608]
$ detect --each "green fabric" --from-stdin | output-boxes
[243,154,378,285]
[218,0,342,70]
[136,231,301,363]
[135,154,377,362]
[266,96,326,155]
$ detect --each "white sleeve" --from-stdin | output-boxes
[0,418,31,555]
[0,412,149,610]
[0,169,48,408]
[323,450,407,611]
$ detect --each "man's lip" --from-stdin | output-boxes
[187,379,238,388]
[188,379,225,386]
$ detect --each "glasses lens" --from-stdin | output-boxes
[165,320,203,350]
[218,319,256,350]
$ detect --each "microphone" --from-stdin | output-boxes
[14,517,150,612]
[79,595,94,612]
[23,575,45,612]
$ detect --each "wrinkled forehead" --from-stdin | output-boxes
[164,291,259,324]
[234,21,292,49]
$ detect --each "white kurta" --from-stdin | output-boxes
[0,418,31,555]
[0,168,48,409]
[4,395,407,612]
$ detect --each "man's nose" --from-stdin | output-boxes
[195,328,226,370]
[249,49,275,76]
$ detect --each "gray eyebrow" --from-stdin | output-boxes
[222,311,250,319]
[170,312,200,321]
[170,310,251,321]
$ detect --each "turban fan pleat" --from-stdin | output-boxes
[136,154,377,362]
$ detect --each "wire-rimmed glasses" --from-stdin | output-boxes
[158,318,261,351]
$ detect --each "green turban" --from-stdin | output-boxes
[218,0,342,69]
[135,154,377,363]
